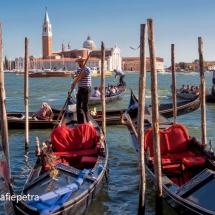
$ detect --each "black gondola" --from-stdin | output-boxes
[10,101,108,215]
[4,94,200,129]
[123,89,215,215]
[88,83,127,106]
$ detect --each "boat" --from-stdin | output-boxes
[176,89,215,103]
[10,98,108,214]
[3,93,200,129]
[123,89,215,215]
[90,67,112,77]
[91,93,200,125]
[29,69,71,78]
[88,83,127,106]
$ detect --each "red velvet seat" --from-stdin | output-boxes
[81,156,97,165]
[182,157,205,168]
[44,124,100,170]
[170,151,196,161]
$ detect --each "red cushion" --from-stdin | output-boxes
[80,156,97,165]
[166,124,191,153]
[50,124,99,152]
[51,149,97,157]
[170,151,196,161]
[144,128,168,156]
[161,158,185,173]
[182,157,205,168]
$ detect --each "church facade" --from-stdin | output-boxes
[15,9,164,72]
[31,9,121,72]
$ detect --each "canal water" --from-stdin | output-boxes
[1,71,215,214]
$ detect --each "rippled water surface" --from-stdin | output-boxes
[1,71,215,214]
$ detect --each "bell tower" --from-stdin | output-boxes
[42,8,52,59]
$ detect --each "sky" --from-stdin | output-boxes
[1,0,215,67]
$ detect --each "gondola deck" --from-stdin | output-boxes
[124,89,215,215]
[11,104,108,215]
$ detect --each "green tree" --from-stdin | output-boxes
[179,62,187,70]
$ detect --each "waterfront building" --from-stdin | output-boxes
[14,8,165,72]
[14,9,122,72]
[121,57,164,72]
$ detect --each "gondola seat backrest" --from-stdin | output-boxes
[144,124,192,158]
[50,124,99,152]
[144,128,169,157]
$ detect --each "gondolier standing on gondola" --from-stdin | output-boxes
[113,69,125,86]
[209,69,215,84]
[71,56,91,124]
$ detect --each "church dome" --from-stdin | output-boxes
[83,35,96,50]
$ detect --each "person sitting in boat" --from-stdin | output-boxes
[185,85,191,93]
[105,87,110,97]
[179,84,186,93]
[32,102,53,121]
[209,69,215,84]
[190,86,195,94]
[115,86,119,93]
[195,86,200,95]
[109,85,116,96]
[91,87,101,97]
[113,69,125,86]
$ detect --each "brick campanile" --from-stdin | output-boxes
[42,8,52,59]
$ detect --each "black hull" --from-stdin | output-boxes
[4,95,200,129]
[11,112,109,214]
[88,84,127,106]
[125,89,215,215]
[14,157,108,215]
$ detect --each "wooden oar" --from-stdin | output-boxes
[54,52,92,127]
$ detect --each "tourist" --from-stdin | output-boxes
[71,56,91,124]
[32,102,53,121]
[209,70,215,84]
[109,85,116,96]
[113,69,125,86]
[91,87,101,97]
[195,86,200,95]
[185,85,191,93]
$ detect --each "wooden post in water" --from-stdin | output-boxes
[137,24,146,214]
[0,23,10,169]
[198,37,207,146]
[0,23,15,214]
[147,18,163,215]
[24,37,29,150]
[101,41,106,136]
[171,44,177,124]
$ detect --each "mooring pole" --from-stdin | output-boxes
[0,22,15,215]
[198,37,207,146]
[137,23,146,214]
[0,23,10,171]
[147,18,163,215]
[101,41,106,137]
[171,44,177,124]
[24,37,29,150]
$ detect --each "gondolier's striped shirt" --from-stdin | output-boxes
[75,67,91,87]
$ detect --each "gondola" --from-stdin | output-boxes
[176,90,215,103]
[3,94,200,129]
[123,89,215,215]
[88,83,127,106]
[10,100,108,214]
[91,94,200,125]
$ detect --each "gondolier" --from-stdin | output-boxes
[113,69,125,86]
[209,69,215,84]
[71,56,91,124]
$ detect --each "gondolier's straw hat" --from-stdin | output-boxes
[75,56,86,62]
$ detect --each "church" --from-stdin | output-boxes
[15,9,164,72]
[28,9,122,72]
